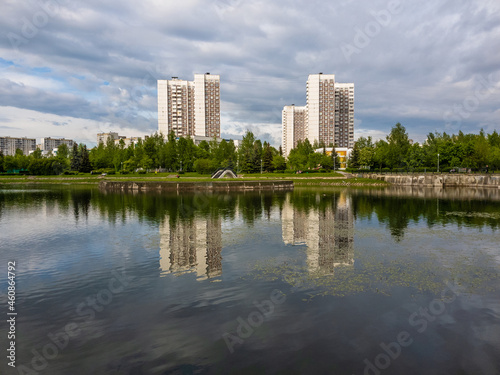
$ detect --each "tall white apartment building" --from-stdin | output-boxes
[282,105,307,157]
[282,73,354,156]
[158,73,220,139]
[40,137,74,151]
[0,136,36,156]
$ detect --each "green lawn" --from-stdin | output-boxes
[0,172,387,187]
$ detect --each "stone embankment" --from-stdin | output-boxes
[99,180,294,192]
[360,174,500,188]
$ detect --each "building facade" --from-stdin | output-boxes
[40,137,74,151]
[97,132,122,145]
[158,73,220,139]
[282,73,354,156]
[282,105,307,157]
[0,136,36,156]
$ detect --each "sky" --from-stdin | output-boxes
[0,0,499,148]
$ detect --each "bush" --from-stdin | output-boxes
[119,170,129,175]
[194,159,218,174]
[138,170,147,174]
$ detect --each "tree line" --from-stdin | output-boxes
[0,131,286,175]
[1,124,499,175]
[348,123,500,172]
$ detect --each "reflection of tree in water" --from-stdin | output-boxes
[351,190,500,241]
[72,189,92,221]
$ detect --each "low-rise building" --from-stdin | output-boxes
[314,147,352,170]
[0,136,36,156]
[114,137,142,148]
[97,132,123,144]
[40,137,74,151]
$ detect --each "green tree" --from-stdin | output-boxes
[70,143,80,171]
[238,131,257,173]
[386,123,411,169]
[79,145,92,173]
[262,142,274,172]
[272,154,286,171]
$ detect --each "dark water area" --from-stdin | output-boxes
[0,185,499,375]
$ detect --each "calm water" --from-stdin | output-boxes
[1,185,500,375]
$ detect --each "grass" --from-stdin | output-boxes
[0,172,388,187]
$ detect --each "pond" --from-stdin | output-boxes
[0,185,499,374]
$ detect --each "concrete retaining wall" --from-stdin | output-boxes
[360,174,500,188]
[99,180,294,192]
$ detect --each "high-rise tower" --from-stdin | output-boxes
[282,73,354,156]
[158,73,220,138]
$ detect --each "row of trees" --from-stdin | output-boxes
[0,131,287,175]
[349,124,500,171]
[1,124,499,175]
[0,143,93,175]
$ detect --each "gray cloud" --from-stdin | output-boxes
[0,0,498,146]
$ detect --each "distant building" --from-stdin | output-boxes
[0,136,36,156]
[282,105,307,157]
[158,73,221,139]
[40,137,74,151]
[190,135,240,148]
[314,147,352,170]
[97,132,123,144]
[114,137,141,148]
[282,73,354,157]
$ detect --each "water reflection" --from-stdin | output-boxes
[1,186,500,375]
[282,192,354,273]
[159,216,222,280]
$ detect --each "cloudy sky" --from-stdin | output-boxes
[1,0,499,147]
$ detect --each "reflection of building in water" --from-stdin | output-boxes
[159,216,222,280]
[282,193,354,273]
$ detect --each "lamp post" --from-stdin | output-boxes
[437,153,440,173]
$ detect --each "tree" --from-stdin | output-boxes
[79,145,92,173]
[348,142,361,169]
[272,154,286,171]
[238,131,257,173]
[70,143,80,171]
[0,151,5,173]
[57,144,69,160]
[386,123,411,169]
[262,142,274,172]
